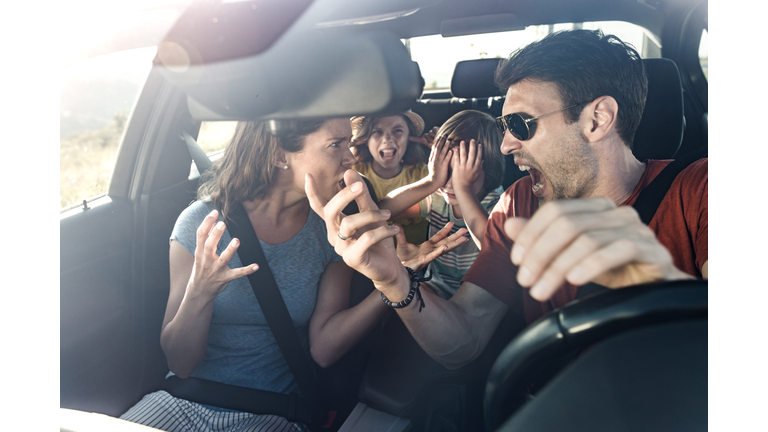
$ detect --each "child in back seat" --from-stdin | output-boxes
[350,111,437,245]
[378,110,505,300]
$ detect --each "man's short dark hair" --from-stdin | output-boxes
[495,29,648,148]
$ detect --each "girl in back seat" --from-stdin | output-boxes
[378,110,506,300]
[350,111,437,245]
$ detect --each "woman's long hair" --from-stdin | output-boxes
[198,120,326,220]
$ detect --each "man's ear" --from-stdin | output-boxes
[582,96,618,143]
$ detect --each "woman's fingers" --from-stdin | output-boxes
[394,223,407,246]
[342,224,400,270]
[344,170,379,214]
[338,209,391,240]
[195,210,219,254]
[203,220,227,260]
[228,262,260,280]
[306,171,366,245]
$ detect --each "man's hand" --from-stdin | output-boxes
[394,222,469,272]
[504,197,693,301]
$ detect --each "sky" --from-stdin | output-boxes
[2,0,760,429]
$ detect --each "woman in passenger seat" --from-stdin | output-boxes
[350,111,437,245]
[119,119,402,432]
[378,110,506,299]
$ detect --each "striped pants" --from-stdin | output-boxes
[119,391,308,432]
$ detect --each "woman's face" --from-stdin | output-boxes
[287,118,356,202]
[366,115,410,178]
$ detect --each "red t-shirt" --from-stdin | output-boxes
[462,159,708,325]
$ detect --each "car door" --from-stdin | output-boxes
[60,46,199,416]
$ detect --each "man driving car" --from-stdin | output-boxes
[306,29,708,369]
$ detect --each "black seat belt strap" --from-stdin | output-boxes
[632,145,707,225]
[184,132,316,397]
[576,146,708,300]
[225,205,323,413]
[163,375,313,423]
[183,132,213,175]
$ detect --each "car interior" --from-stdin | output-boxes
[60,0,708,430]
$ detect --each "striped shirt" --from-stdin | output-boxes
[418,187,503,299]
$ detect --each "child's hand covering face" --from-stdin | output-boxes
[440,139,485,204]
[427,136,453,187]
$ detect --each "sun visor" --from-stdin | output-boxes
[156,30,421,124]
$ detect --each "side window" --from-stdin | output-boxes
[197,121,238,156]
[60,47,156,209]
[699,29,708,81]
[189,121,238,178]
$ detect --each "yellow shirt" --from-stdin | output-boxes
[355,162,430,245]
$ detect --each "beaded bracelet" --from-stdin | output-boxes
[381,267,431,312]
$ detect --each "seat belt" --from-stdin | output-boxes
[183,132,213,175]
[576,145,707,300]
[632,145,708,225]
[225,204,324,414]
[173,133,331,427]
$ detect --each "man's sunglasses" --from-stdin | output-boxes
[495,101,590,141]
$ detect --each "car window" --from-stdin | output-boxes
[409,21,660,90]
[60,46,156,209]
[197,121,237,156]
[699,29,708,81]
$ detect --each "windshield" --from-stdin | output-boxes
[409,21,660,90]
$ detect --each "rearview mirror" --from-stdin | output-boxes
[157,30,422,127]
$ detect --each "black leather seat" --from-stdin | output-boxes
[411,57,686,190]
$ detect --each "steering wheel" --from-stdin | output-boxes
[483,279,707,431]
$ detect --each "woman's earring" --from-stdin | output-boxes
[283,165,288,170]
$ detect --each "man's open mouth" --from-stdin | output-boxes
[518,164,545,195]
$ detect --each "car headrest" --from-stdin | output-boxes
[633,58,684,160]
[450,58,504,99]
[448,57,684,160]
[413,61,426,96]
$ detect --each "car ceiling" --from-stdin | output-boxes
[307,0,701,40]
[85,0,703,63]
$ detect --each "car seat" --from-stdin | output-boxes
[412,57,686,191]
[353,57,692,431]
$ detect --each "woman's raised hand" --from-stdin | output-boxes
[394,221,469,272]
[306,170,404,287]
[189,210,259,300]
